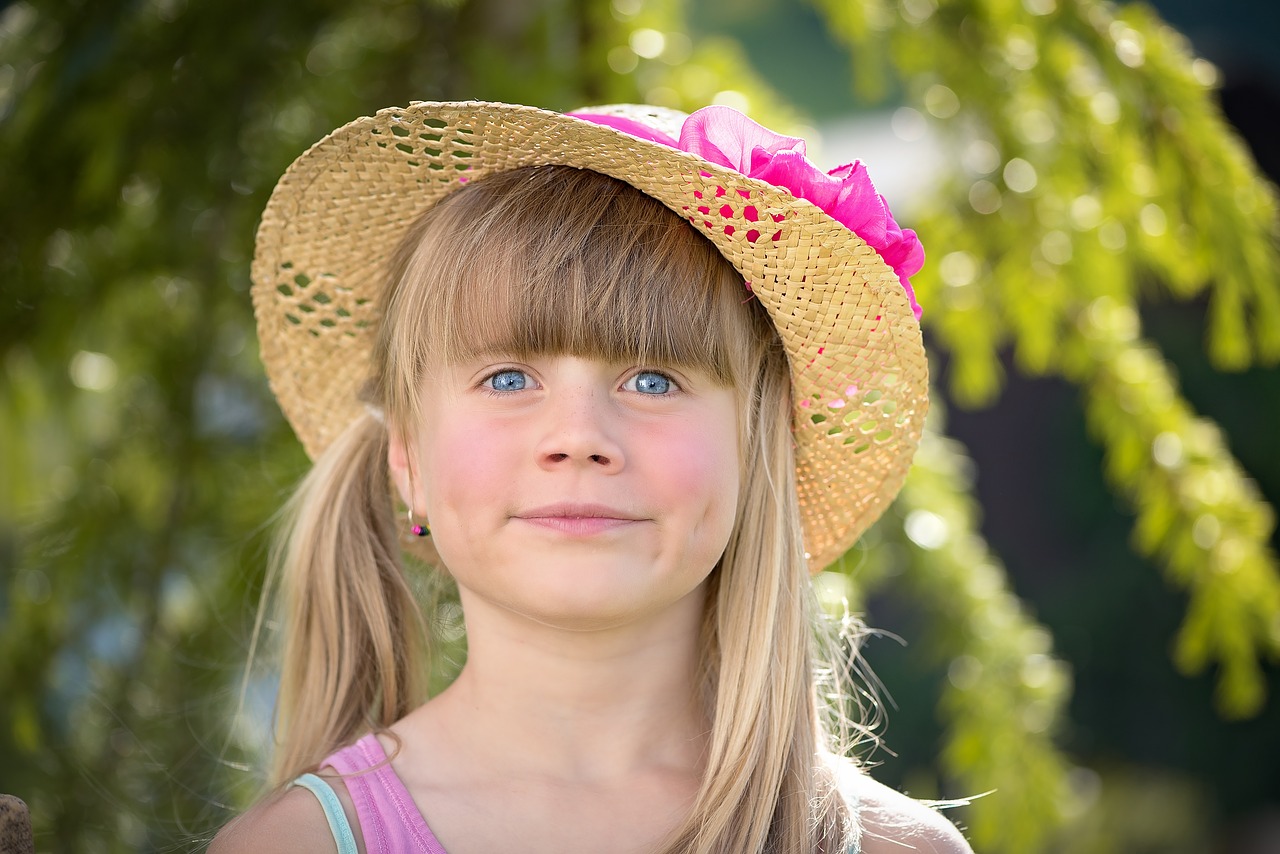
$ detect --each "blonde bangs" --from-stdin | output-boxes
[377,166,776,426]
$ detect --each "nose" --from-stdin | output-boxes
[535,383,625,473]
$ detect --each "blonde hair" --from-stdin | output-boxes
[264,166,860,852]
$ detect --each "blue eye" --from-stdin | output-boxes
[486,369,528,392]
[628,371,673,395]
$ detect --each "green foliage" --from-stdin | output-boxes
[604,0,806,127]
[1073,297,1280,714]
[817,0,1280,390]
[810,0,1280,720]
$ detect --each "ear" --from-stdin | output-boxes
[387,430,426,513]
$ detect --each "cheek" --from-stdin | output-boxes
[647,415,740,515]
[422,418,516,516]
[417,416,523,575]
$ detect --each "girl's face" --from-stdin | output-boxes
[391,353,741,632]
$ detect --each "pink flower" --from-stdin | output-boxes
[572,106,924,319]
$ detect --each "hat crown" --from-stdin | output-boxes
[571,103,689,139]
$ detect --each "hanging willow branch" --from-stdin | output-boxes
[810,0,1280,716]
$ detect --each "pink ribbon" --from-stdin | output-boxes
[572,107,923,319]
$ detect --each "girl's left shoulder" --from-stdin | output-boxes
[831,760,975,854]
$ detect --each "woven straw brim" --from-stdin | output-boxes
[251,101,928,572]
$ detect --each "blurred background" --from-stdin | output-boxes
[2,0,1278,851]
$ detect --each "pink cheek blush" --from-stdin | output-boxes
[635,420,737,503]
[427,421,519,510]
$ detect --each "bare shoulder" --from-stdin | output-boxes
[838,765,974,854]
[207,775,357,854]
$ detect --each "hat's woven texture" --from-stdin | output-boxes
[252,101,928,571]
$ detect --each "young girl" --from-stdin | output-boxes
[214,102,970,854]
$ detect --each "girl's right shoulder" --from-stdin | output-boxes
[207,773,361,854]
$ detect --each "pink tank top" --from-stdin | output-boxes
[318,734,863,854]
[324,734,449,854]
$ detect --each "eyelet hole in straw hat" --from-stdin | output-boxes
[251,101,928,572]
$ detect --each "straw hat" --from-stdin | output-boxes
[251,101,928,572]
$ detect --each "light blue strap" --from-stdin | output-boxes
[293,772,358,854]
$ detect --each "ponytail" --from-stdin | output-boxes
[266,412,427,786]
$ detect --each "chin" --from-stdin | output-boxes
[481,563,711,632]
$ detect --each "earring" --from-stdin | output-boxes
[408,510,430,537]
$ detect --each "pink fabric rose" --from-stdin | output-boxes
[571,106,924,319]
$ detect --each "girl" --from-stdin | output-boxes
[214,102,970,854]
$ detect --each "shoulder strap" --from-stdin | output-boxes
[293,773,359,854]
[326,734,445,853]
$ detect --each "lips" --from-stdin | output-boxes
[514,503,647,536]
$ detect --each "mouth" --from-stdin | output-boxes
[514,503,647,536]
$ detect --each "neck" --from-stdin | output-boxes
[430,584,710,782]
